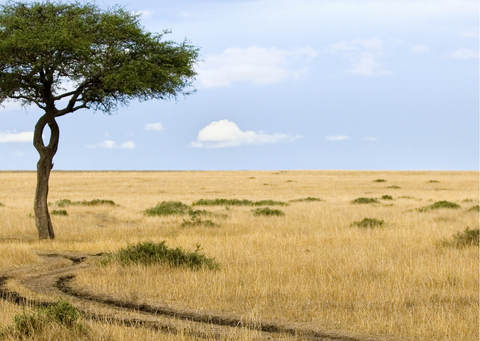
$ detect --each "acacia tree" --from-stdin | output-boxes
[0,1,199,239]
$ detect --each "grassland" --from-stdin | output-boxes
[0,170,478,341]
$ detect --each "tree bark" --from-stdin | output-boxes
[33,113,59,239]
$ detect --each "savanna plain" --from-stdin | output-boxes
[0,170,478,341]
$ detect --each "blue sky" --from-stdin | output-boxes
[0,0,478,170]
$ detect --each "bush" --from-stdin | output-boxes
[55,198,116,207]
[386,185,401,189]
[429,180,440,183]
[181,216,217,227]
[468,205,479,212]
[440,227,479,248]
[289,197,323,202]
[192,198,288,206]
[381,195,393,200]
[144,201,191,216]
[373,179,387,182]
[351,218,385,228]
[252,207,285,216]
[107,241,219,270]
[418,201,461,212]
[351,197,379,204]
[51,210,68,216]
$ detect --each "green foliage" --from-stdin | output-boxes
[417,201,461,212]
[55,199,116,207]
[373,179,387,182]
[0,1,199,113]
[381,195,393,200]
[181,216,217,227]
[351,197,379,204]
[11,300,79,337]
[192,198,288,206]
[386,185,401,189]
[252,207,285,216]
[51,209,68,216]
[429,180,440,183]
[351,218,385,228]
[468,205,479,212]
[440,227,479,248]
[144,201,190,216]
[289,197,323,202]
[106,241,219,270]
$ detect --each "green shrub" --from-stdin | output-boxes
[418,201,461,212]
[55,198,116,207]
[386,185,401,189]
[107,241,219,270]
[351,197,379,204]
[252,207,285,216]
[144,201,190,216]
[192,198,288,206]
[440,227,479,248]
[351,218,385,228]
[468,205,479,212]
[429,180,440,183]
[373,179,387,182]
[381,195,393,200]
[289,197,323,202]
[51,210,68,216]
[40,300,80,327]
[181,216,217,227]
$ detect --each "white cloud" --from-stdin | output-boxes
[144,123,165,131]
[191,119,300,148]
[0,131,33,143]
[451,48,479,59]
[88,140,135,149]
[328,38,390,76]
[326,135,350,141]
[134,10,154,18]
[364,136,377,141]
[196,46,317,88]
[411,44,430,53]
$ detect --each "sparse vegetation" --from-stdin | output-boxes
[252,207,285,216]
[181,216,217,227]
[51,210,68,216]
[144,201,190,216]
[381,195,393,200]
[429,180,440,183]
[418,201,461,212]
[387,185,401,188]
[373,179,387,182]
[468,205,479,212]
[440,227,479,248]
[104,241,219,270]
[55,198,117,207]
[192,198,288,206]
[351,197,379,204]
[289,197,323,202]
[351,218,385,228]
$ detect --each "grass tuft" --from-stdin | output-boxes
[105,241,219,270]
[289,197,323,202]
[440,227,479,248]
[51,210,68,216]
[181,216,217,227]
[373,179,387,182]
[351,197,379,204]
[252,207,285,216]
[351,218,385,228]
[192,198,288,206]
[429,180,440,183]
[386,185,401,189]
[55,198,117,207]
[381,195,393,200]
[418,200,461,212]
[144,201,190,216]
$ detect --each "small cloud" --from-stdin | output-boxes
[134,10,154,18]
[452,48,479,59]
[144,123,165,131]
[349,53,390,76]
[326,135,350,141]
[351,38,383,50]
[191,119,300,148]
[411,44,430,54]
[364,136,377,141]
[88,140,135,149]
[0,131,33,143]
[196,46,317,88]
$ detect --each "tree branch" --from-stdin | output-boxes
[9,95,46,110]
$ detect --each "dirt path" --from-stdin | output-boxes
[0,252,382,341]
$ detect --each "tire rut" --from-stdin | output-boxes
[0,252,382,341]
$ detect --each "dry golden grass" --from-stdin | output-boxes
[0,170,478,341]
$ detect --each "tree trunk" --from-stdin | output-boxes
[33,113,59,239]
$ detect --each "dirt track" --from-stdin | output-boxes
[0,252,382,341]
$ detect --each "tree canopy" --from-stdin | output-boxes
[0,0,199,115]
